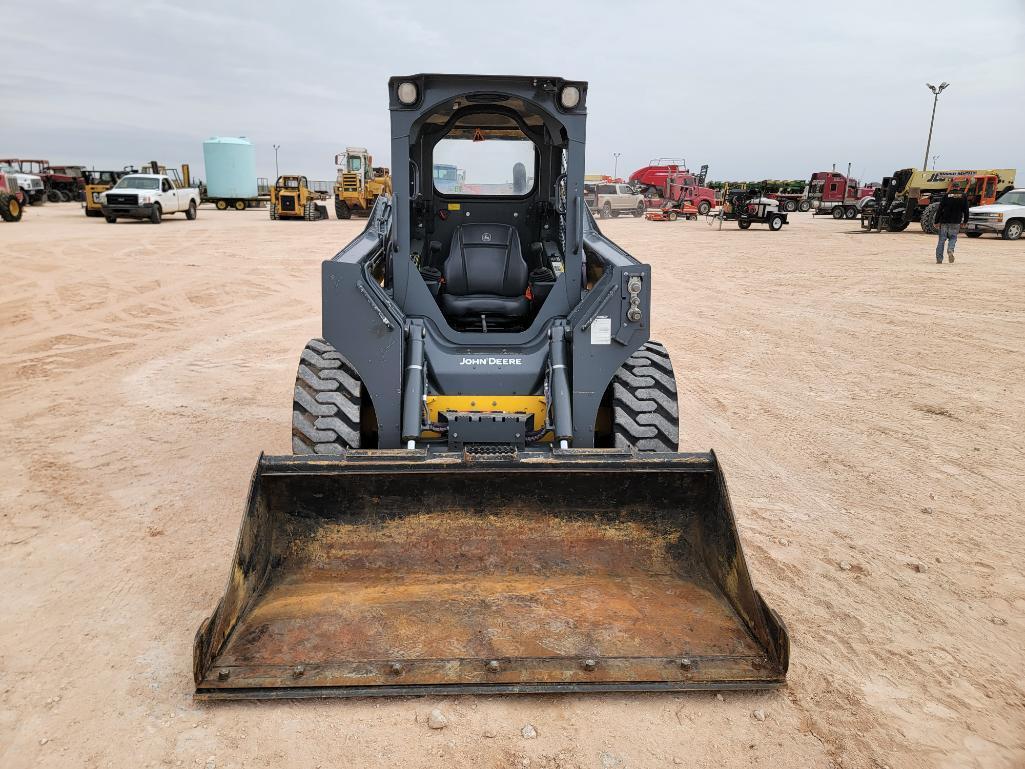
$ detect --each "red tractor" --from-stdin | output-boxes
[0,159,85,202]
[0,168,25,222]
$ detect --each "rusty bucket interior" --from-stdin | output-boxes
[194,451,789,699]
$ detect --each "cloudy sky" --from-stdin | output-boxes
[4,1,1023,186]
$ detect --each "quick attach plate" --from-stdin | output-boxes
[446,412,531,450]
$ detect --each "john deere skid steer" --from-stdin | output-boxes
[194,74,789,699]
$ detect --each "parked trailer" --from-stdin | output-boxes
[760,180,810,212]
[718,189,789,231]
[202,137,267,210]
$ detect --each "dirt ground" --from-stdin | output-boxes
[1,202,1023,769]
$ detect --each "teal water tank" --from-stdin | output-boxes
[203,137,257,199]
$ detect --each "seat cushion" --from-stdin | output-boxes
[441,224,529,319]
[440,293,529,318]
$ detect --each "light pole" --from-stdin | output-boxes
[923,82,949,171]
[273,144,281,179]
[613,152,621,179]
[931,155,939,170]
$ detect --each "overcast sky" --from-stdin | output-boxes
[4,1,1024,186]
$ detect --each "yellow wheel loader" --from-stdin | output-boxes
[269,175,328,221]
[194,74,789,700]
[333,147,392,219]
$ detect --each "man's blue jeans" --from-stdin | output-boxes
[936,223,960,262]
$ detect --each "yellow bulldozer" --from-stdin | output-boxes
[269,175,329,221]
[333,147,392,219]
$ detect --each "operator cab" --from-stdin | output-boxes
[400,87,582,333]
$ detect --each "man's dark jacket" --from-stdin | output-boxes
[935,193,970,225]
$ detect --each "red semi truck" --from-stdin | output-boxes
[807,170,878,219]
[631,161,715,215]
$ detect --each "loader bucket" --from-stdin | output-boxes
[193,450,789,700]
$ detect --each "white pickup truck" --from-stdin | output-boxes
[99,173,200,224]
[966,188,1025,241]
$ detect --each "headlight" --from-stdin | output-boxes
[397,81,418,105]
[560,85,581,109]
[91,192,100,203]
[141,195,152,204]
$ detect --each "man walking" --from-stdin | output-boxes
[933,184,970,263]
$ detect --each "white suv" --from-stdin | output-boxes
[966,188,1025,240]
[586,182,644,219]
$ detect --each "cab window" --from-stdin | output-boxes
[432,119,536,196]
[598,184,616,195]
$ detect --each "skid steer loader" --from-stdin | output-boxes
[194,74,789,700]
[269,175,328,221]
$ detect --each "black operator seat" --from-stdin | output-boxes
[440,224,529,320]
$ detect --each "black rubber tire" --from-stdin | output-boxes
[632,202,644,217]
[769,214,784,231]
[831,206,844,220]
[667,211,678,221]
[919,202,940,234]
[234,199,246,211]
[887,219,910,232]
[335,200,351,219]
[697,200,711,216]
[303,200,317,221]
[783,199,797,213]
[292,338,362,453]
[965,232,983,238]
[149,204,162,224]
[85,208,101,217]
[58,190,71,202]
[601,202,613,219]
[1002,220,1023,241]
[29,192,44,206]
[269,202,278,220]
[798,200,811,212]
[105,215,117,223]
[185,200,197,220]
[0,192,22,222]
[845,206,857,220]
[47,189,61,203]
[738,219,751,229]
[216,200,227,210]
[610,341,679,452]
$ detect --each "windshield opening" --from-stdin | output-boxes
[432,119,536,197]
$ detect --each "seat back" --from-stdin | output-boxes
[442,224,528,298]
